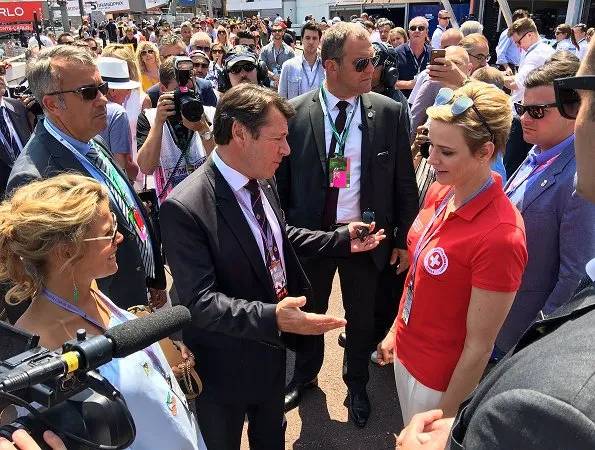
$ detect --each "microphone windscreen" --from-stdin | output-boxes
[105,305,191,358]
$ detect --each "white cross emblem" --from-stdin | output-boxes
[423,247,448,276]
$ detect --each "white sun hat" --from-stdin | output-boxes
[97,57,141,90]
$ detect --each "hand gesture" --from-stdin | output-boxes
[155,92,176,126]
[427,57,467,89]
[347,221,386,253]
[0,430,66,450]
[390,248,410,275]
[376,331,395,366]
[396,410,453,449]
[276,296,346,335]
[149,288,168,309]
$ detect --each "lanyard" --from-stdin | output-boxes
[41,286,171,384]
[302,57,321,91]
[409,177,494,289]
[44,120,136,215]
[319,85,360,157]
[273,45,283,64]
[410,44,427,75]
[505,153,560,195]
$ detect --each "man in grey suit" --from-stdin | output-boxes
[496,52,595,355]
[277,22,418,425]
[396,40,595,450]
[6,45,166,311]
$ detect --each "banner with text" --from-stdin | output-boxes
[0,2,43,24]
[67,0,130,16]
[144,0,168,10]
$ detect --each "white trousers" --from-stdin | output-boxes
[394,357,444,426]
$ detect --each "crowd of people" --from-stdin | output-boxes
[0,8,594,450]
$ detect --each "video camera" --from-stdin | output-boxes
[12,85,44,116]
[172,57,204,123]
[0,305,191,450]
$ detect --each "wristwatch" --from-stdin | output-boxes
[200,131,213,141]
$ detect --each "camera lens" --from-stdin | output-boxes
[179,96,204,122]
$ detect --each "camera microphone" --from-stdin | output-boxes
[0,305,191,393]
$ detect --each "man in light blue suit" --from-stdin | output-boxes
[496,52,595,354]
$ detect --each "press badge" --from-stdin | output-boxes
[401,285,413,325]
[270,259,288,301]
[329,156,351,188]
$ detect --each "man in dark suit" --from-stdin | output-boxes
[0,61,33,200]
[6,45,166,311]
[160,83,385,450]
[396,40,595,450]
[276,22,418,426]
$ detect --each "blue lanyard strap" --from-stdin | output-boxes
[319,85,360,157]
[41,287,171,384]
[302,57,321,90]
[409,177,494,288]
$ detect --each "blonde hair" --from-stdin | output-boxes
[508,18,537,37]
[0,175,108,305]
[426,81,512,159]
[389,27,407,45]
[102,44,141,82]
[136,41,161,75]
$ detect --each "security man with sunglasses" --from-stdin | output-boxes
[7,45,167,313]
[395,16,432,99]
[277,22,418,427]
[497,52,595,357]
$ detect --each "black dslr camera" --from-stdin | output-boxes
[13,85,44,116]
[172,56,204,123]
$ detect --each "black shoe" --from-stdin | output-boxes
[284,377,318,412]
[348,390,370,428]
[338,332,346,348]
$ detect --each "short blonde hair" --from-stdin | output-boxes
[426,81,512,158]
[102,44,140,82]
[508,18,537,37]
[389,27,407,44]
[136,41,161,75]
[0,175,108,305]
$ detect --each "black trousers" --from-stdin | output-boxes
[195,354,286,450]
[504,117,533,178]
[374,265,407,344]
[293,252,380,393]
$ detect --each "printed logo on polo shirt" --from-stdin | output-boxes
[424,247,448,276]
[412,216,423,233]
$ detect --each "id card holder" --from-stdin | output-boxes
[130,207,148,241]
[329,156,351,188]
[269,259,288,301]
[401,284,414,325]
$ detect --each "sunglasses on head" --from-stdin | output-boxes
[409,25,426,32]
[434,87,495,142]
[47,81,109,101]
[553,75,595,119]
[513,102,557,119]
[193,62,210,69]
[83,212,118,244]
[228,63,256,74]
[140,49,155,56]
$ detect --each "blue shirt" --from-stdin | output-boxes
[506,134,574,208]
[395,43,432,98]
[496,28,522,66]
[100,101,132,155]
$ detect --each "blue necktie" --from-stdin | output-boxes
[0,107,19,161]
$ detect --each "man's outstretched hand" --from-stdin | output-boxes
[276,296,346,334]
[347,221,386,253]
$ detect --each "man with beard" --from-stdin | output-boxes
[278,22,325,100]
[218,45,271,93]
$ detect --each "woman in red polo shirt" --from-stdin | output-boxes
[377,82,528,424]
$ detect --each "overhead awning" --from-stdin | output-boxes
[333,0,433,6]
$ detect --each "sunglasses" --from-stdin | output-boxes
[553,75,595,119]
[140,49,155,56]
[469,53,491,63]
[193,45,211,52]
[334,54,379,72]
[272,29,284,33]
[247,43,257,50]
[513,102,558,119]
[218,30,227,35]
[47,81,109,101]
[434,88,495,142]
[193,62,210,69]
[83,212,118,244]
[409,25,426,32]
[89,46,98,51]
[212,49,224,54]
[228,63,256,74]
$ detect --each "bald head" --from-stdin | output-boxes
[445,46,471,76]
[441,28,464,48]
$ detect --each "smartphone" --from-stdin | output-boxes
[430,49,446,65]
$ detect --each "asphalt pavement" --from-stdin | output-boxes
[241,274,404,449]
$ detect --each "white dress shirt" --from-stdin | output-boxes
[322,88,362,223]
[577,38,589,60]
[511,40,555,113]
[212,149,286,271]
[0,98,24,153]
[431,25,446,49]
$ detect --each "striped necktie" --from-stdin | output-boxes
[0,107,19,161]
[85,142,155,278]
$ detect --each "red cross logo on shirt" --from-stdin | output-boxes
[423,247,449,276]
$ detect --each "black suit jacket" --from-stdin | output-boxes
[0,98,32,200]
[160,156,351,403]
[277,89,419,270]
[6,120,166,309]
[450,279,595,449]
